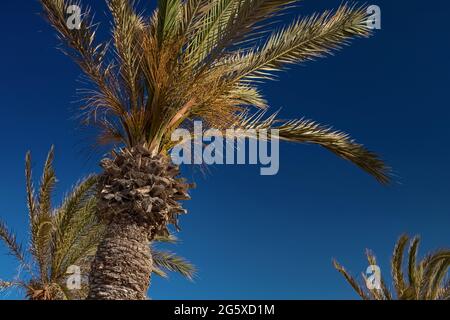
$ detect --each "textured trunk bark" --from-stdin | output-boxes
[88,217,152,300]
[86,146,192,300]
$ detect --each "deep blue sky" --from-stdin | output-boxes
[1,0,449,299]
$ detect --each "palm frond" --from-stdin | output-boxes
[107,0,146,111]
[365,249,392,300]
[209,110,390,183]
[31,147,57,283]
[420,251,450,299]
[332,259,369,300]
[25,152,37,228]
[0,220,27,266]
[158,0,183,43]
[152,249,196,280]
[223,4,371,82]
[51,176,100,277]
[336,234,449,300]
[391,234,408,298]
[186,0,237,65]
[154,234,180,244]
[407,236,420,297]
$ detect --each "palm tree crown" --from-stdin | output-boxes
[334,234,450,300]
[40,0,390,183]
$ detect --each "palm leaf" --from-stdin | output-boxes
[391,234,408,298]
[152,249,196,280]
[206,110,390,183]
[332,259,369,300]
[0,220,27,267]
[223,4,371,82]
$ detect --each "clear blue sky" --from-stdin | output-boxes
[1,0,449,299]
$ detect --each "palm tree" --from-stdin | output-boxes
[0,148,195,299]
[333,234,450,300]
[39,0,390,299]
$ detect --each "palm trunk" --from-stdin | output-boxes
[88,217,153,300]
[87,146,192,300]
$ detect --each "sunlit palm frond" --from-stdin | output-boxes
[335,235,450,300]
[154,234,180,244]
[198,0,299,66]
[420,251,450,299]
[365,250,392,300]
[107,0,146,110]
[391,234,408,298]
[158,0,183,44]
[32,147,57,283]
[0,220,27,267]
[332,259,369,300]
[211,110,390,183]
[407,236,420,298]
[223,4,371,82]
[186,0,237,65]
[52,176,100,278]
[152,249,196,280]
[25,152,37,228]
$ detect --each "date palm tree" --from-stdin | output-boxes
[39,0,390,299]
[333,235,450,300]
[0,148,195,299]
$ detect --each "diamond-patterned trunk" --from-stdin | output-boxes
[87,146,192,300]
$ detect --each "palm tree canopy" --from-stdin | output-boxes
[0,148,195,299]
[0,147,101,299]
[333,234,450,300]
[39,0,390,183]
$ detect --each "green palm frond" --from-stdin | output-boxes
[52,177,102,278]
[152,249,196,281]
[158,0,183,43]
[223,4,370,82]
[186,0,237,64]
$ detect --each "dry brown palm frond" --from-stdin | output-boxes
[335,235,450,300]
[25,152,37,229]
[407,236,421,298]
[391,234,409,298]
[365,250,392,300]
[420,251,450,299]
[332,259,369,300]
[191,110,390,183]
[0,220,28,267]
[31,147,57,284]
